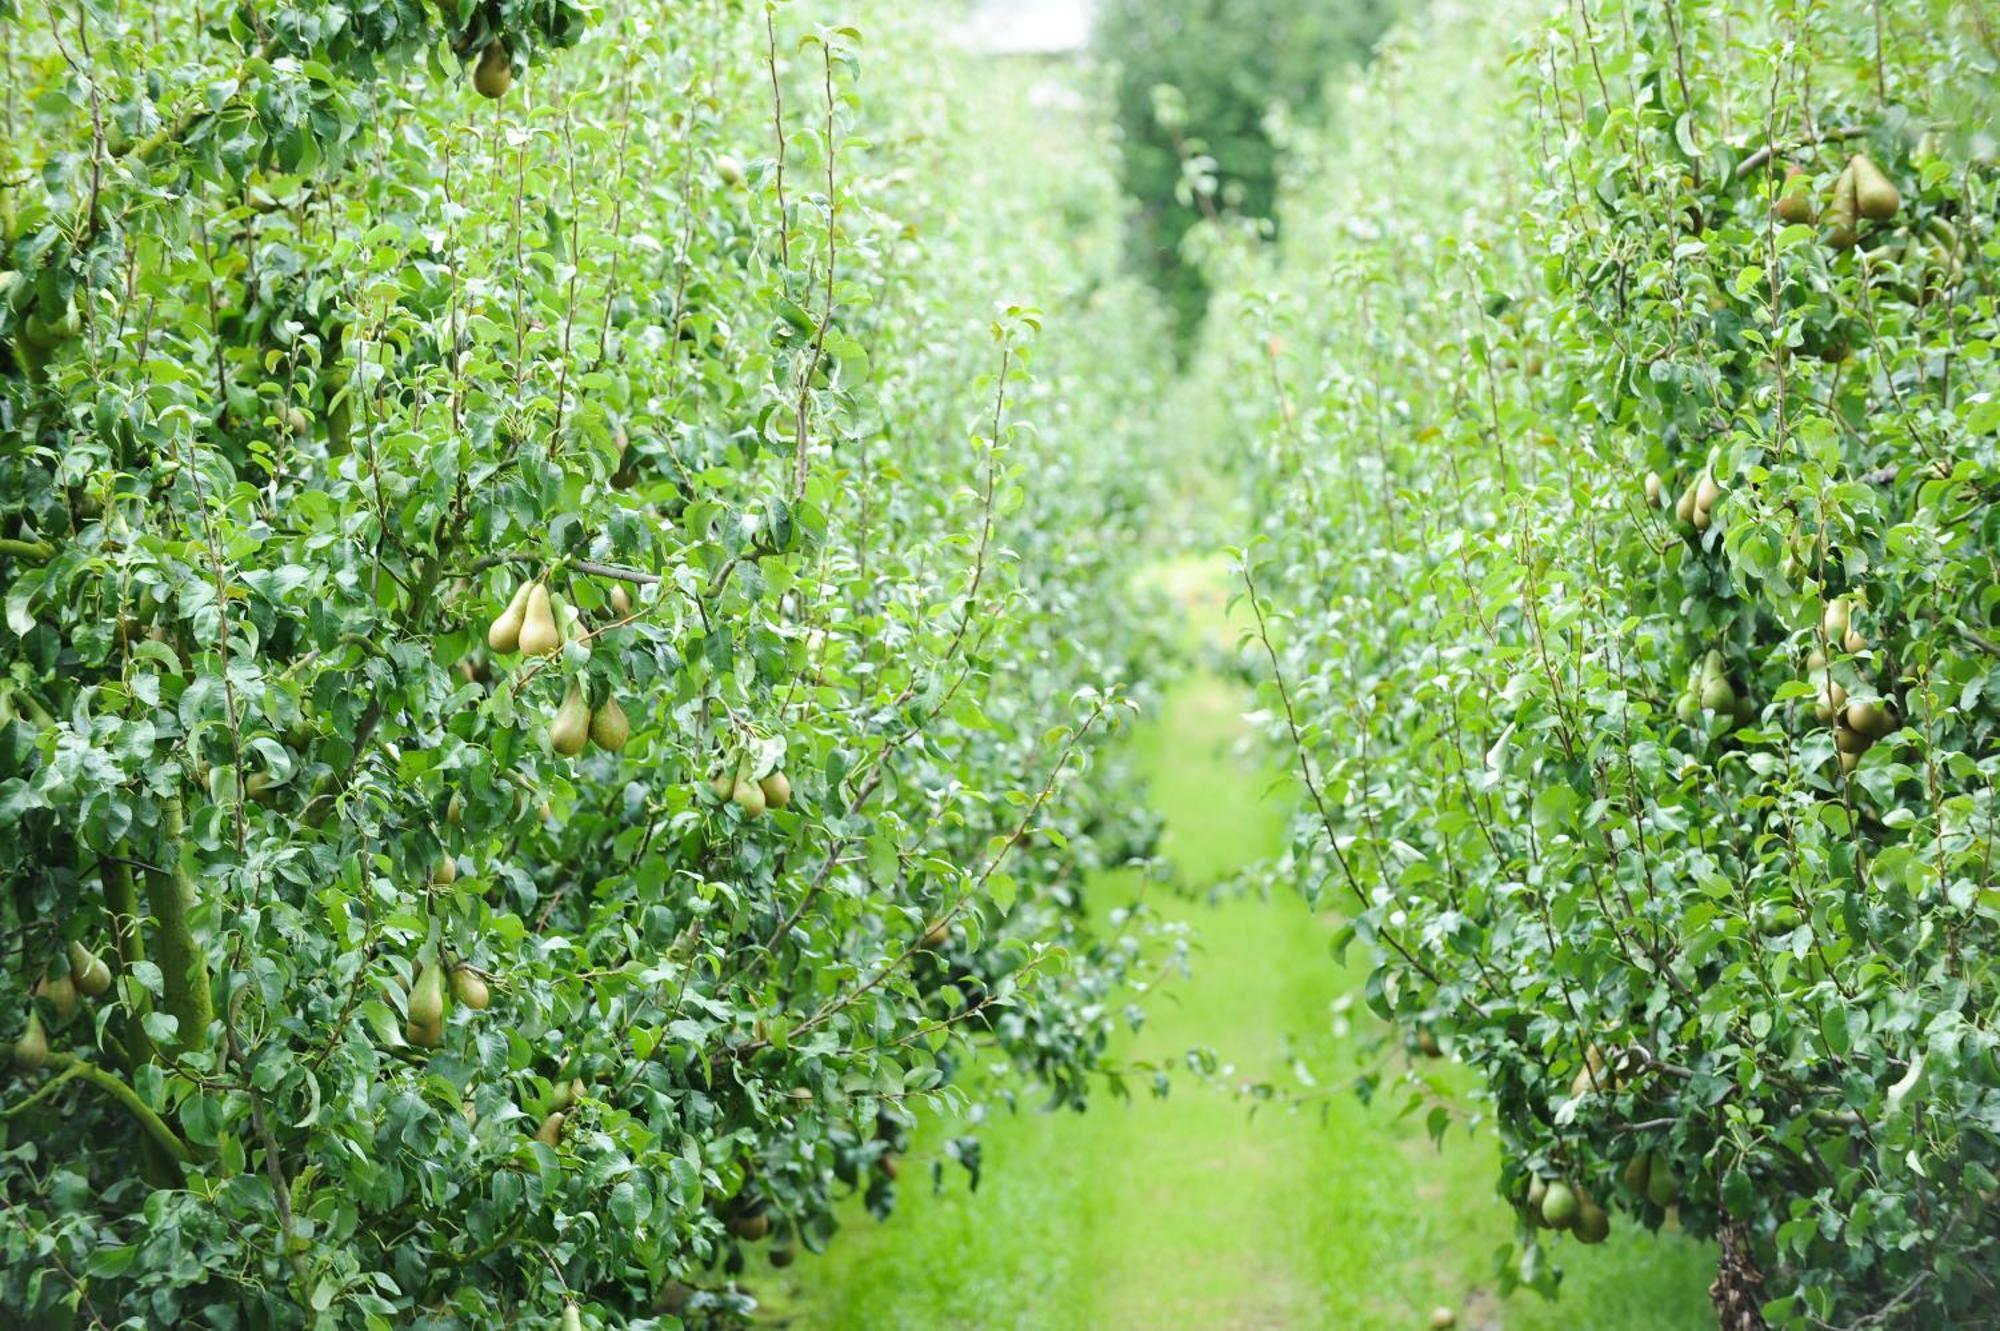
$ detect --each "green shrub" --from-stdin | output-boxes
[0,2,1174,1323]
[1209,0,2000,1325]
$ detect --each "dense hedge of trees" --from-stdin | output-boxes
[0,2,1175,1325]
[1092,0,1400,345]
[1211,0,2000,1325]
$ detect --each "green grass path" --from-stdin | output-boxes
[761,563,1715,1330]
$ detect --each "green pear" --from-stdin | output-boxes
[1825,161,1859,249]
[732,776,767,819]
[589,695,630,751]
[759,770,792,810]
[488,581,533,653]
[1846,698,1893,740]
[1573,1193,1610,1244]
[1775,165,1814,224]
[1646,1159,1681,1207]
[519,583,562,657]
[717,154,747,188]
[561,1304,583,1331]
[473,41,512,99]
[67,942,112,997]
[451,966,491,1010]
[409,956,447,1032]
[1539,1180,1578,1229]
[550,681,591,756]
[1850,153,1899,221]
[13,1010,47,1070]
[1622,1152,1652,1196]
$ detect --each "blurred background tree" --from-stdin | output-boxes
[1093,0,1404,349]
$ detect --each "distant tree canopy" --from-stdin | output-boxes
[1094,0,1402,346]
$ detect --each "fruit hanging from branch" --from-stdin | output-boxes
[474,42,513,99]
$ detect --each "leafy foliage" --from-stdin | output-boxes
[1207,0,2000,1325]
[0,1,1176,1325]
[1091,0,1400,346]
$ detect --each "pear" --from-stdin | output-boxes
[588,695,630,751]
[1844,626,1867,655]
[451,967,491,1010]
[1526,1175,1550,1227]
[1675,691,1700,725]
[1812,672,1847,724]
[535,1110,565,1147]
[728,1211,770,1240]
[1850,154,1899,221]
[921,919,952,950]
[550,681,591,756]
[1429,1309,1457,1331]
[1834,722,1873,756]
[1573,1193,1610,1244]
[433,856,458,887]
[1570,1043,1606,1098]
[13,1010,47,1071]
[488,580,533,653]
[1622,1152,1652,1196]
[717,154,746,188]
[1823,597,1852,642]
[561,1304,583,1331]
[405,1013,443,1048]
[67,942,112,997]
[474,42,512,99]
[732,776,767,819]
[409,957,448,1032]
[1674,482,1697,525]
[1643,471,1662,506]
[1825,160,1859,250]
[1694,472,1722,513]
[759,770,792,810]
[447,791,465,826]
[1776,165,1814,224]
[34,973,78,1022]
[1846,698,1893,741]
[770,1244,797,1269]
[1539,1180,1578,1229]
[1838,748,1862,775]
[1645,1159,1681,1207]
[518,583,562,656]
[1699,651,1735,712]
[710,771,735,800]
[609,583,632,616]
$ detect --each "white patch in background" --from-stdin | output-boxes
[957,0,1097,56]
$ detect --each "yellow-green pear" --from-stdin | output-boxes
[561,1304,583,1331]
[1776,165,1814,224]
[535,1110,565,1147]
[1674,482,1697,525]
[451,966,491,1011]
[1645,1159,1681,1207]
[410,957,447,1032]
[1539,1180,1578,1228]
[550,681,590,756]
[609,583,632,616]
[717,154,746,187]
[732,776,767,819]
[474,41,512,99]
[1573,1194,1610,1244]
[589,695,630,751]
[34,973,78,1022]
[1694,472,1721,513]
[759,770,792,810]
[13,1010,47,1070]
[1643,472,1662,506]
[67,942,112,997]
[1846,698,1893,740]
[1850,154,1899,221]
[488,580,533,653]
[519,583,561,657]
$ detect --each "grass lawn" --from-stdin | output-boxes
[759,560,1716,1329]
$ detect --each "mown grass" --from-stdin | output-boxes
[761,560,1715,1329]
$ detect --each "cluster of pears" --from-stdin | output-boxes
[712,763,791,819]
[1645,467,1724,534]
[489,579,564,657]
[549,681,629,757]
[534,1075,587,1149]
[1813,597,1894,772]
[13,942,113,1071]
[1526,1174,1610,1243]
[404,950,491,1049]
[1674,649,1751,727]
[1777,152,1900,248]
[1622,1150,1682,1208]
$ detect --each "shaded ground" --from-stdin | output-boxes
[759,560,1716,1330]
